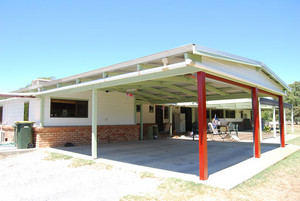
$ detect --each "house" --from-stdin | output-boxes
[0,44,291,180]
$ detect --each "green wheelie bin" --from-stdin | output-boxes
[14,121,35,149]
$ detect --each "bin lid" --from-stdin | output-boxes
[15,121,36,124]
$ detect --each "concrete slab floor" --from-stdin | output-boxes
[47,139,300,189]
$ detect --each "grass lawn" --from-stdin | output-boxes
[121,136,300,201]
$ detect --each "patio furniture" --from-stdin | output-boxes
[223,132,240,142]
[208,123,227,140]
[159,123,171,139]
[228,122,239,136]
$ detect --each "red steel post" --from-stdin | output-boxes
[252,87,261,158]
[197,71,208,180]
[279,96,285,147]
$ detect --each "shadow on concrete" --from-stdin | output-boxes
[55,140,278,176]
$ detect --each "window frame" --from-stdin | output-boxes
[50,99,88,118]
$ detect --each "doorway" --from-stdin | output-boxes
[155,105,164,131]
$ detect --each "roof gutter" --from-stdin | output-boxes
[0,93,36,98]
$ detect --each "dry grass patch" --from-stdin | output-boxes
[44,152,73,161]
[91,163,113,170]
[69,158,96,168]
[139,172,155,179]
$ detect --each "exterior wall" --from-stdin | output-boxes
[43,91,135,126]
[34,125,139,148]
[1,101,24,126]
[1,125,139,148]
[136,104,156,124]
[29,99,41,126]
[98,91,134,125]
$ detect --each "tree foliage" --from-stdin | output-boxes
[284,81,300,123]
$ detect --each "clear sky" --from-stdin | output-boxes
[0,0,299,92]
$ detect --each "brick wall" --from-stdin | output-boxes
[1,126,14,143]
[34,125,140,148]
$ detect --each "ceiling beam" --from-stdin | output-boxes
[143,87,183,99]
[131,91,165,100]
[206,84,228,96]
[165,84,198,97]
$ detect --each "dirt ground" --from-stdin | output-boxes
[0,151,162,201]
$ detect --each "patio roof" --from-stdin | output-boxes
[5,44,289,104]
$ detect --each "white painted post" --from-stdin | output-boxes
[140,104,143,140]
[92,89,98,159]
[284,108,287,136]
[258,99,262,141]
[273,107,276,138]
[169,105,173,136]
[133,97,136,125]
[40,97,45,127]
[291,107,294,134]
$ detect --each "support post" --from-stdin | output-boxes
[197,71,208,180]
[140,104,143,140]
[39,96,45,127]
[273,107,276,138]
[92,89,98,159]
[209,109,212,122]
[258,99,263,141]
[279,96,285,147]
[291,107,294,134]
[284,108,287,136]
[252,87,261,158]
[192,107,195,123]
[169,106,173,136]
[134,97,137,125]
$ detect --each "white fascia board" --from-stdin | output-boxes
[260,63,291,92]
[35,61,192,97]
[15,44,194,93]
[194,44,262,67]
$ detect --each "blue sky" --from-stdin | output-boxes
[0,0,299,92]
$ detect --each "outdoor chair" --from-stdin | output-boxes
[223,132,240,142]
[159,123,171,139]
[208,123,226,140]
[228,123,239,136]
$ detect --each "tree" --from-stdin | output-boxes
[284,81,300,123]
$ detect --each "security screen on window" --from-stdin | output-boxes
[50,99,88,118]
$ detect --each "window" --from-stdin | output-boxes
[226,110,235,118]
[211,109,224,118]
[0,107,2,124]
[136,105,141,112]
[164,107,169,119]
[50,99,88,118]
[149,105,154,113]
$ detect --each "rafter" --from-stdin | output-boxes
[165,84,198,97]
[143,87,183,99]
[206,84,228,96]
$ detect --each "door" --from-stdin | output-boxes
[155,106,164,131]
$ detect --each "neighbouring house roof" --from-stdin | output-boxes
[0,44,290,103]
